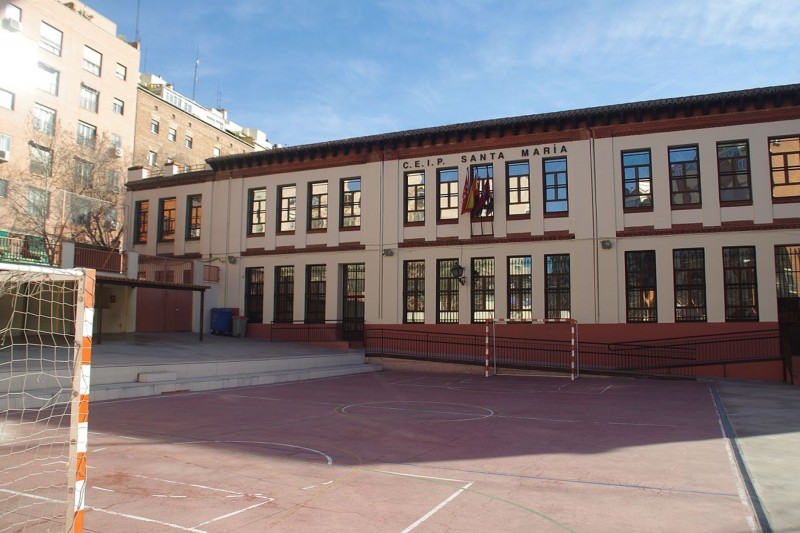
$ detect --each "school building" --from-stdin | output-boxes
[124,83,800,382]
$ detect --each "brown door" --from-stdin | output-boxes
[136,288,193,332]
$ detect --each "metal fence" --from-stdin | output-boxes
[365,327,784,379]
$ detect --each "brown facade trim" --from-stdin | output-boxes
[398,231,575,249]
[240,243,367,257]
[617,218,800,237]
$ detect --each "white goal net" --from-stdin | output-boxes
[0,263,94,532]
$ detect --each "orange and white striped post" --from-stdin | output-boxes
[70,269,95,533]
[484,319,490,377]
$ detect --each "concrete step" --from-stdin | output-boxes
[2,362,383,410]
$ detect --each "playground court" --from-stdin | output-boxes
[82,371,767,532]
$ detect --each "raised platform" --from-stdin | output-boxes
[1,333,382,409]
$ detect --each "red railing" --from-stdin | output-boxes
[73,245,125,273]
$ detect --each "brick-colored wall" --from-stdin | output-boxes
[133,88,255,170]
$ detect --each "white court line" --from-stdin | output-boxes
[193,500,273,528]
[374,469,467,484]
[86,506,209,533]
[302,480,334,490]
[401,481,474,532]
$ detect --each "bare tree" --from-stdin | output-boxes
[1,117,125,265]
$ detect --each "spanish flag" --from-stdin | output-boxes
[461,172,479,215]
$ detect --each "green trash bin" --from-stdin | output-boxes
[232,315,248,338]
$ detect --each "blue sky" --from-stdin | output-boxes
[87,0,799,148]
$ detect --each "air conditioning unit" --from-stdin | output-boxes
[0,149,8,162]
[112,147,123,158]
[2,18,22,32]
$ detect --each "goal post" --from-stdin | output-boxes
[485,318,579,380]
[0,263,95,532]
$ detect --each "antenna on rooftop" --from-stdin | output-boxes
[192,45,200,101]
[135,0,141,44]
[216,88,223,110]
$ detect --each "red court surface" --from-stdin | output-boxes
[83,372,757,532]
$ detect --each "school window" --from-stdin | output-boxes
[278,185,296,232]
[32,104,55,135]
[469,164,494,218]
[436,259,460,323]
[404,260,425,323]
[26,187,49,218]
[625,251,657,323]
[543,157,568,214]
[717,141,751,203]
[508,256,532,321]
[341,177,361,228]
[73,158,93,186]
[29,143,52,177]
[471,257,495,323]
[437,168,459,220]
[37,63,59,95]
[769,135,800,199]
[147,151,157,167]
[79,84,99,112]
[134,200,148,244]
[776,245,800,303]
[274,266,294,323]
[39,22,62,55]
[115,63,127,80]
[545,254,571,319]
[0,88,13,110]
[184,135,193,149]
[112,98,124,115]
[723,246,759,321]
[308,181,328,230]
[622,149,652,209]
[186,194,201,240]
[506,161,530,216]
[248,187,267,234]
[244,267,264,324]
[76,121,96,148]
[168,127,176,142]
[405,171,425,223]
[305,265,326,323]
[150,119,160,134]
[158,197,176,242]
[673,248,706,322]
[82,46,102,76]
[669,145,701,206]
[212,146,220,157]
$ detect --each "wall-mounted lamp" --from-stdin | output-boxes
[382,248,394,257]
[600,240,613,250]
[227,255,237,264]
[451,263,466,285]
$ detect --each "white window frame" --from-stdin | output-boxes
[82,46,102,76]
[39,22,62,55]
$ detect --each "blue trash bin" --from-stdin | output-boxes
[210,308,234,335]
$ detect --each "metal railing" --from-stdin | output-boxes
[73,245,125,273]
[136,255,195,284]
[0,235,53,266]
[364,327,784,379]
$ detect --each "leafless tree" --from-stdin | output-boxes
[1,117,125,265]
